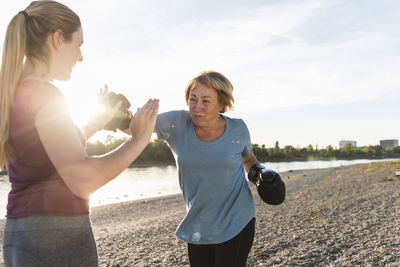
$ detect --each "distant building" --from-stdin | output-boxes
[380,139,398,149]
[339,140,357,148]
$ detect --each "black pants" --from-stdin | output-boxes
[187,217,255,267]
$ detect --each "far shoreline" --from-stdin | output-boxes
[1,157,398,173]
[255,156,400,163]
[127,156,400,168]
[128,162,176,168]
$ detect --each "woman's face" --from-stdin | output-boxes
[52,27,83,81]
[188,83,223,125]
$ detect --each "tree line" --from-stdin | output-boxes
[252,141,400,162]
[86,137,400,165]
[86,136,175,165]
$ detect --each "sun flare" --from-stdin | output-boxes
[64,92,98,127]
[56,81,134,142]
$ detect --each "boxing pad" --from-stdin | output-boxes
[248,164,285,205]
[104,92,132,132]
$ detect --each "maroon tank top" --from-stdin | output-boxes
[6,80,89,218]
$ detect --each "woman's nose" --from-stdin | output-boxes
[78,49,83,62]
[194,102,202,111]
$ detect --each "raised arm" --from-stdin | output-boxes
[35,87,159,199]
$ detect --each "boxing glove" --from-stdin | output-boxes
[104,92,132,132]
[248,163,285,205]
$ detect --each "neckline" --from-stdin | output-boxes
[190,114,230,145]
[19,78,50,84]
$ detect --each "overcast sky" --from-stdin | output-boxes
[1,0,399,148]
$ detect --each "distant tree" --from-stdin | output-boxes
[87,137,400,164]
[307,144,314,153]
[274,141,280,150]
[86,136,175,165]
[134,138,175,164]
[86,141,107,156]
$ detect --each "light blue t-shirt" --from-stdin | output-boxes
[155,110,256,244]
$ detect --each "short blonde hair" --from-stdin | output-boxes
[184,71,234,113]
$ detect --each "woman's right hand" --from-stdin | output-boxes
[129,98,159,143]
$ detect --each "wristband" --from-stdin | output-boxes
[248,163,265,185]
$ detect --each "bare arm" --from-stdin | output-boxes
[81,120,104,140]
[242,150,259,173]
[35,91,159,199]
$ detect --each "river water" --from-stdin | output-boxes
[0,158,398,218]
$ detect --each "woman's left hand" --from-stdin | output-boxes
[90,84,122,130]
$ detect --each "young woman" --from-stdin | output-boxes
[0,1,158,266]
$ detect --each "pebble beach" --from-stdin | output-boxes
[0,160,399,266]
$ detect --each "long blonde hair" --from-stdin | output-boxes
[0,1,80,167]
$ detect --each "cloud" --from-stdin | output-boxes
[1,0,399,146]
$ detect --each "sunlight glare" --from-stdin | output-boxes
[66,94,98,127]
[55,81,99,127]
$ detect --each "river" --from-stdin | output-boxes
[0,158,398,218]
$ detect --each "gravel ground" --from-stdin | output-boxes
[0,161,399,266]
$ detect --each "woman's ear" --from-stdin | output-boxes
[49,29,64,50]
[219,100,224,113]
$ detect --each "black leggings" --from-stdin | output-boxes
[187,217,255,267]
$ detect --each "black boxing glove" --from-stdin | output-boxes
[248,163,265,185]
[104,92,132,132]
[248,164,286,205]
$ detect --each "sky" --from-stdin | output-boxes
[1,0,399,148]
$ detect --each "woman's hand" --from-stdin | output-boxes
[129,98,159,143]
[90,84,122,129]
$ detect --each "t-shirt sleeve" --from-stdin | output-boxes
[155,110,182,143]
[241,120,252,156]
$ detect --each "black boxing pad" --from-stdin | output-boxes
[104,92,132,132]
[117,110,132,131]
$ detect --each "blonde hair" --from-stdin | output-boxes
[184,71,234,113]
[0,1,80,167]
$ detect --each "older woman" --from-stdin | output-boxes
[155,71,260,267]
